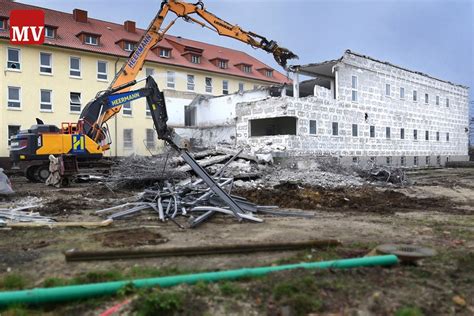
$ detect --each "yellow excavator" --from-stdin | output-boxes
[10,0,297,182]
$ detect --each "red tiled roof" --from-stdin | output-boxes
[0,0,289,84]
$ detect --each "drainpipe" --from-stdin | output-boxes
[114,57,120,157]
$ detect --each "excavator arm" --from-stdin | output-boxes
[79,0,297,147]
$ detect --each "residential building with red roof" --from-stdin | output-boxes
[0,0,288,157]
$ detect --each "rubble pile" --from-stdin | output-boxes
[0,204,54,226]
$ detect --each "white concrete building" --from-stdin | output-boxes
[232,50,470,167]
[179,50,469,166]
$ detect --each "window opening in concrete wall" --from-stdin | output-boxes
[352,124,358,137]
[370,125,375,138]
[436,96,440,105]
[184,106,196,127]
[446,133,449,141]
[332,122,339,136]
[426,156,430,165]
[400,128,405,139]
[386,127,391,139]
[425,130,429,141]
[386,157,391,165]
[385,84,391,97]
[425,93,429,104]
[413,90,417,102]
[436,131,440,141]
[400,87,405,99]
[351,75,358,102]
[401,156,406,166]
[414,129,418,140]
[250,117,297,137]
[414,156,418,166]
[352,157,359,163]
[446,98,450,107]
[437,156,441,165]
[309,120,317,135]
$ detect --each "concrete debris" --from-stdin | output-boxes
[356,165,408,185]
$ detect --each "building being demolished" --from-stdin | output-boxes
[176,50,470,167]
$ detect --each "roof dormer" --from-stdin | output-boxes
[76,31,101,46]
[235,62,253,73]
[116,39,137,52]
[210,57,229,69]
[257,67,273,78]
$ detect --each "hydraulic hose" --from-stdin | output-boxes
[0,255,398,307]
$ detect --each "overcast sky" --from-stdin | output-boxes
[20,0,474,117]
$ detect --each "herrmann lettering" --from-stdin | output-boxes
[127,34,152,68]
[111,92,141,106]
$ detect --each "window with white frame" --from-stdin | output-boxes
[351,75,358,102]
[385,84,391,97]
[145,129,155,149]
[39,52,52,74]
[7,48,20,70]
[243,65,252,73]
[238,82,244,92]
[97,61,108,80]
[436,95,440,105]
[45,26,55,39]
[40,89,52,111]
[7,86,21,109]
[70,92,81,113]
[167,71,175,89]
[122,101,132,116]
[218,60,228,69]
[309,120,317,135]
[70,57,81,77]
[159,48,170,58]
[400,87,405,99]
[84,35,98,45]
[191,55,200,64]
[145,68,154,77]
[264,69,273,77]
[222,80,229,95]
[124,41,135,52]
[205,77,212,93]
[123,129,133,149]
[187,74,195,91]
[8,125,20,147]
[0,18,7,31]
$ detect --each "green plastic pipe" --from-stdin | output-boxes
[0,255,397,307]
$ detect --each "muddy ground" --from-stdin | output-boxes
[0,168,473,315]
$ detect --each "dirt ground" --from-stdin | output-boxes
[0,168,473,315]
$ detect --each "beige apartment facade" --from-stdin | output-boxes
[0,1,288,159]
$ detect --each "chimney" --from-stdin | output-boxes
[73,9,88,23]
[124,20,136,33]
